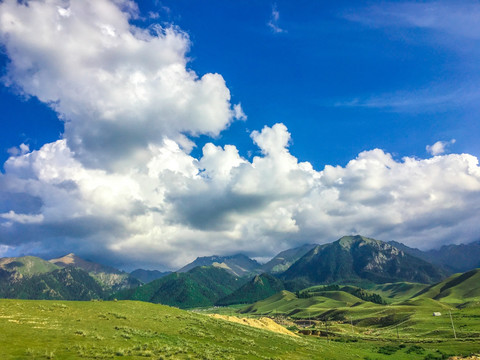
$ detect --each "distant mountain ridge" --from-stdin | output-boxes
[177,254,262,277]
[261,244,317,274]
[130,269,171,283]
[49,253,141,292]
[0,253,139,300]
[389,240,480,273]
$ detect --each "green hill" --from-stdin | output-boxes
[282,235,446,285]
[115,266,244,308]
[216,273,285,306]
[0,256,60,277]
[371,282,429,302]
[412,268,480,306]
[240,289,371,319]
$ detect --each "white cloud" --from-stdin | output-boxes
[1,210,44,225]
[1,0,480,269]
[333,86,480,113]
[7,143,29,156]
[0,0,238,170]
[233,103,247,121]
[344,2,480,40]
[426,139,456,156]
[267,4,286,34]
[2,121,479,268]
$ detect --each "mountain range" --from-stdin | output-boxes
[0,235,478,308]
[389,240,480,273]
[49,253,141,292]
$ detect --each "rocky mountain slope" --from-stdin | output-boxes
[177,254,262,277]
[281,235,447,285]
[49,253,140,292]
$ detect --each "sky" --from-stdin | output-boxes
[0,0,479,270]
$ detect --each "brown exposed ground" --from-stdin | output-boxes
[449,356,480,360]
[208,314,297,337]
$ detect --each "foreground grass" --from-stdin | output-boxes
[0,299,358,359]
[1,299,479,359]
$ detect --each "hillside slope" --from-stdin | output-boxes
[216,273,285,306]
[412,268,480,306]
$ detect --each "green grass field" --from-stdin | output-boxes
[1,299,479,359]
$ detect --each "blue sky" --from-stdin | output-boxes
[3,1,479,167]
[168,0,480,165]
[0,0,480,269]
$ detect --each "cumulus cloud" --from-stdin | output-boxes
[1,0,480,269]
[2,121,479,268]
[426,139,456,156]
[0,0,242,169]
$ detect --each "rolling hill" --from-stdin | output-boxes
[371,282,429,302]
[411,268,480,306]
[282,235,446,285]
[240,289,367,319]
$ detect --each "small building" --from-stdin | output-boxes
[433,312,442,316]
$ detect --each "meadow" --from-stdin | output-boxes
[1,298,479,359]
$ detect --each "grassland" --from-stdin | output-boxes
[1,297,479,359]
[0,299,359,360]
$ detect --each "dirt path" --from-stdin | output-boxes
[208,314,298,337]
